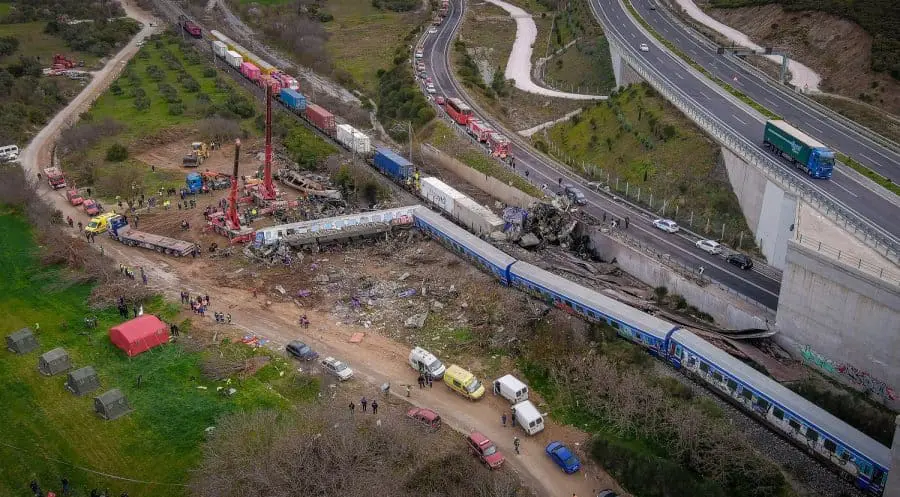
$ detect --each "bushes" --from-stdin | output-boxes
[591,437,726,497]
[377,44,435,138]
[281,118,336,169]
[0,35,19,57]
[105,143,128,162]
[45,18,141,58]
[225,93,255,119]
[372,0,419,11]
[789,378,895,445]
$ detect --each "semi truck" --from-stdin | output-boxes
[763,120,834,179]
[186,172,204,194]
[107,215,195,256]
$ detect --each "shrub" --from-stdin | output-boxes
[202,67,216,78]
[105,143,129,162]
[168,103,184,115]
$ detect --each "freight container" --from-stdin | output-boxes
[279,88,307,112]
[225,50,243,69]
[373,148,413,181]
[453,196,504,236]
[272,71,299,91]
[259,74,281,93]
[420,177,465,215]
[336,124,371,155]
[763,120,834,179]
[240,62,261,82]
[306,103,335,135]
[212,40,227,58]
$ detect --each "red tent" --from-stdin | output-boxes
[109,315,170,357]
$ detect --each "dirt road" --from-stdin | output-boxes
[17,3,624,497]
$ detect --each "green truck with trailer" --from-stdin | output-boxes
[763,120,834,179]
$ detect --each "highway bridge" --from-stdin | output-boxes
[420,0,783,310]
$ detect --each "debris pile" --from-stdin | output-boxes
[507,202,580,249]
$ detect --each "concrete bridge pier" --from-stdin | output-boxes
[608,43,644,88]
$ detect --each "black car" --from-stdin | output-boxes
[726,253,754,270]
[597,491,619,497]
[286,340,319,361]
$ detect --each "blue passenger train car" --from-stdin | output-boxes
[668,330,890,494]
[508,261,677,355]
[413,207,515,285]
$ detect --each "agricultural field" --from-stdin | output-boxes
[0,208,318,497]
[0,21,100,67]
[537,83,755,249]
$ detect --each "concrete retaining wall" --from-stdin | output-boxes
[776,240,900,409]
[420,145,538,209]
[587,226,771,330]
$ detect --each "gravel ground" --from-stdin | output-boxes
[652,362,864,497]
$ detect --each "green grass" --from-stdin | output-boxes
[838,153,900,195]
[539,84,755,247]
[0,3,12,17]
[0,210,317,496]
[427,121,543,198]
[544,36,617,94]
[324,0,428,93]
[0,21,100,67]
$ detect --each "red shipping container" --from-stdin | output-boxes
[240,62,261,82]
[305,103,335,135]
[259,74,282,93]
[109,315,170,357]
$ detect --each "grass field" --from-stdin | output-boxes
[539,83,754,248]
[0,21,100,67]
[544,36,617,95]
[0,209,317,497]
[324,0,428,94]
[0,3,12,17]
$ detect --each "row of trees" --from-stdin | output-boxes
[1,0,125,23]
[0,56,70,145]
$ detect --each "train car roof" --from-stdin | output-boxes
[670,329,890,468]
[510,261,675,340]
[413,207,516,268]
[767,120,828,151]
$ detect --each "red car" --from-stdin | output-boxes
[66,189,83,206]
[407,407,442,430]
[466,431,505,469]
[82,198,101,216]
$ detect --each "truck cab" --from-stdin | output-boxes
[809,148,835,179]
[186,172,204,194]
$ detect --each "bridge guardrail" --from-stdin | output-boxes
[598,0,900,265]
[796,234,900,286]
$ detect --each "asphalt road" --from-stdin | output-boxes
[420,0,782,311]
[588,0,900,245]
[635,0,900,183]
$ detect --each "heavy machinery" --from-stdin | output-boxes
[182,142,209,167]
[252,85,279,204]
[207,139,254,243]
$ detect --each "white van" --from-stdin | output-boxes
[0,144,19,162]
[511,400,544,435]
[493,374,528,404]
[408,346,446,379]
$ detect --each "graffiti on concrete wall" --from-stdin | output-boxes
[800,345,897,401]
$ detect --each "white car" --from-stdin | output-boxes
[639,43,649,52]
[428,27,438,34]
[415,50,424,59]
[321,357,354,381]
[695,239,722,255]
[426,84,437,94]
[653,219,679,233]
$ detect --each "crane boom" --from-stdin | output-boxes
[227,139,242,230]
[262,84,277,200]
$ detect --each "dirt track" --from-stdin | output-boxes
[18,2,625,496]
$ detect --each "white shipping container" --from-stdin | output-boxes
[212,41,227,58]
[453,196,504,236]
[336,124,371,155]
[225,50,243,69]
[420,177,464,215]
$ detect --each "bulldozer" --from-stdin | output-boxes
[182,142,210,167]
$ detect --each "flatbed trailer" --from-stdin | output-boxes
[108,217,195,256]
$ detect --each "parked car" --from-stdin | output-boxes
[415,50,424,59]
[545,441,581,474]
[425,77,433,85]
[695,239,722,255]
[597,491,619,497]
[639,43,649,52]
[407,407,442,430]
[435,96,445,105]
[652,218,679,233]
[82,199,101,216]
[66,189,83,206]
[563,184,587,205]
[426,85,437,94]
[466,431,505,469]
[726,253,754,270]
[286,340,319,361]
[321,357,354,380]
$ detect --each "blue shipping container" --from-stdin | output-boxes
[279,88,307,112]
[374,147,412,181]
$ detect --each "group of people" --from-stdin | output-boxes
[29,478,130,497]
[116,296,142,319]
[298,314,310,329]
[416,372,434,389]
[118,264,148,285]
[349,396,379,417]
[213,311,231,324]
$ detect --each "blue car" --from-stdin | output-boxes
[545,441,581,474]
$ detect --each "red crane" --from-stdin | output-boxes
[260,84,277,201]
[226,139,242,230]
